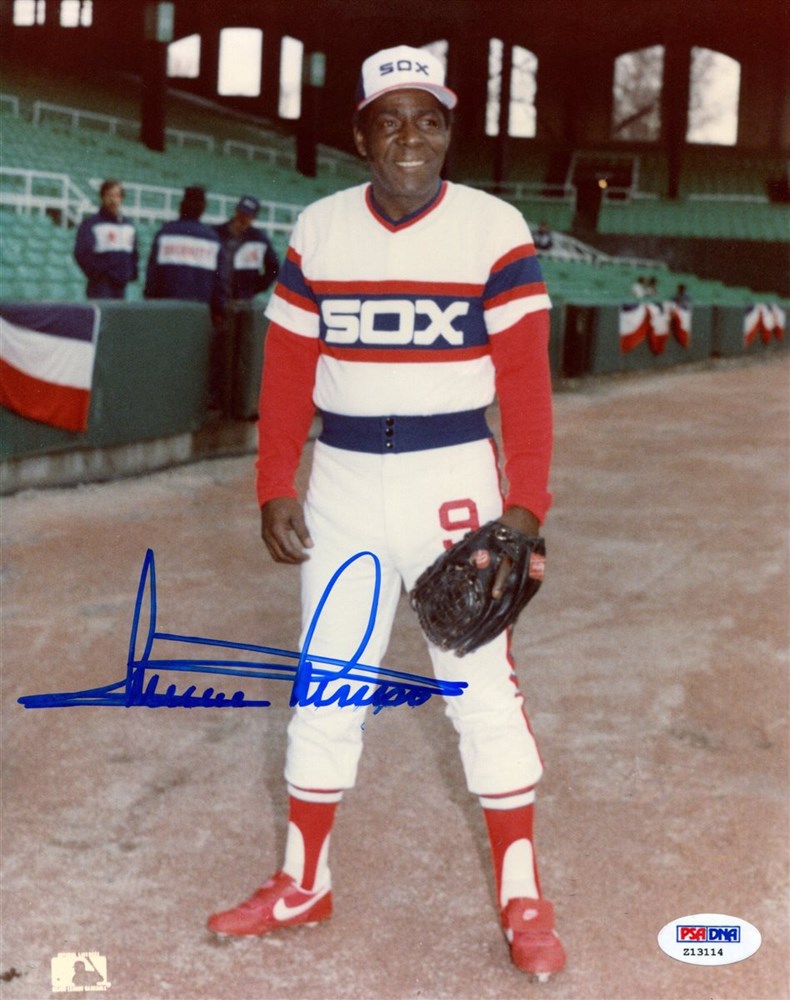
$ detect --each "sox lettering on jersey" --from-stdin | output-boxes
[322,298,470,345]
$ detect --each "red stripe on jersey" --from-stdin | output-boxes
[365,182,448,232]
[491,243,535,273]
[274,283,319,315]
[311,279,483,297]
[318,343,490,363]
[286,246,302,267]
[485,281,547,310]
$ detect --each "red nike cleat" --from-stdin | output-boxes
[207,871,332,937]
[502,897,566,981]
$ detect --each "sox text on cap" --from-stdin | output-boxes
[356,45,457,111]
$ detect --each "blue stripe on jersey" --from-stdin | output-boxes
[484,252,545,302]
[277,252,316,306]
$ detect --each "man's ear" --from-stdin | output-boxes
[353,126,368,160]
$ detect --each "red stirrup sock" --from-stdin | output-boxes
[480,788,541,908]
[283,785,342,892]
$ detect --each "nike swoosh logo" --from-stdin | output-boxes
[272,886,329,921]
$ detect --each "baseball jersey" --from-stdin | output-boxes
[257,180,554,520]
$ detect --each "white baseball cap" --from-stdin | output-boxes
[356,45,458,111]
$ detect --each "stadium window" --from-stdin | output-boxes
[279,36,304,119]
[59,0,92,26]
[13,0,46,25]
[687,47,740,145]
[486,39,537,138]
[218,27,263,97]
[168,33,201,79]
[612,45,664,141]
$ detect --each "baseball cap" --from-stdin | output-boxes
[356,45,457,111]
[236,195,260,218]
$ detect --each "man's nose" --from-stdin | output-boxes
[398,120,423,144]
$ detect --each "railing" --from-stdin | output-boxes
[28,98,362,176]
[165,128,215,151]
[222,139,296,170]
[601,187,660,202]
[32,101,140,140]
[0,168,304,234]
[222,138,366,178]
[466,179,576,206]
[0,167,92,227]
[0,93,20,117]
[31,101,216,150]
[87,178,303,232]
[686,192,769,204]
[540,229,667,270]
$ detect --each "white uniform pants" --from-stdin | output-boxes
[284,438,543,796]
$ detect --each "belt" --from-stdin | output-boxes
[318,408,491,454]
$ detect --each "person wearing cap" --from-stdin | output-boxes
[207,45,565,981]
[144,185,226,318]
[215,196,280,304]
[209,197,281,412]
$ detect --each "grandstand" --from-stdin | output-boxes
[1,65,785,311]
[595,146,789,242]
[0,59,370,302]
[1,0,787,344]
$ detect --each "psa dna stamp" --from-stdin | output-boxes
[658,913,761,966]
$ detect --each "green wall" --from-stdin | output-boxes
[1,301,214,461]
[1,300,785,468]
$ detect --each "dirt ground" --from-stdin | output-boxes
[1,354,788,1000]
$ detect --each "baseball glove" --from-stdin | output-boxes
[409,521,546,656]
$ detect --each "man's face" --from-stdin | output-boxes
[230,211,255,236]
[353,89,451,221]
[101,184,123,218]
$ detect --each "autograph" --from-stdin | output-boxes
[18,549,467,713]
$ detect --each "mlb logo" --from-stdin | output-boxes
[51,952,110,993]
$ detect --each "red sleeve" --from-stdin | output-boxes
[489,309,553,523]
[255,322,319,507]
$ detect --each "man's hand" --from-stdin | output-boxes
[492,506,541,599]
[260,498,314,564]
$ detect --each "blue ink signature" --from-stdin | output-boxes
[17,549,467,713]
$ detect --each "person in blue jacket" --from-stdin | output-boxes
[74,179,138,299]
[144,186,226,320]
[208,196,282,414]
[214,196,280,304]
